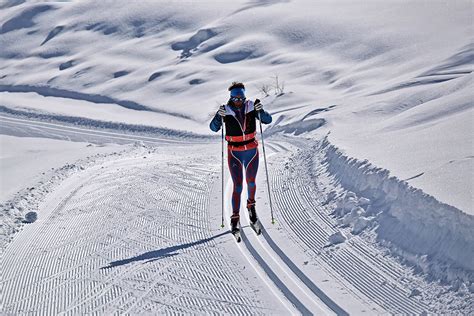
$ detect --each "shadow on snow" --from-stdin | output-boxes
[100,230,230,269]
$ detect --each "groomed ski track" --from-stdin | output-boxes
[1,116,431,314]
[224,168,342,315]
[266,138,428,315]
[0,115,203,145]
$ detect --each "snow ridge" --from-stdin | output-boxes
[319,137,474,285]
[0,106,211,140]
[0,84,192,118]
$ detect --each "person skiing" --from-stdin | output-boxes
[209,82,272,238]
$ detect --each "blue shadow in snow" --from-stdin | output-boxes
[1,5,53,34]
[100,230,230,269]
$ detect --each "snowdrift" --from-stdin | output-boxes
[317,137,473,285]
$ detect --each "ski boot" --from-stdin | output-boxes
[247,200,262,235]
[230,213,241,242]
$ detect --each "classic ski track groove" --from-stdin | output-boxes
[258,221,348,315]
[254,144,348,315]
[2,153,268,314]
[269,139,428,314]
[225,160,338,315]
[223,179,299,314]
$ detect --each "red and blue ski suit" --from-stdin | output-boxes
[210,99,272,218]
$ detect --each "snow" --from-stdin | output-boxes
[1,0,473,314]
[0,91,209,134]
[312,138,474,285]
[0,134,122,202]
[326,231,346,246]
[327,73,474,214]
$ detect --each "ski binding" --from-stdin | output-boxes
[232,229,241,243]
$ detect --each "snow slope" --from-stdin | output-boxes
[1,0,473,314]
[0,0,471,213]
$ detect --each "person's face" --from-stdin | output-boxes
[231,96,245,107]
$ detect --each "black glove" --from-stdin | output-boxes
[254,99,263,112]
[218,105,226,117]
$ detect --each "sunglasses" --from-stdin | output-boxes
[231,97,245,102]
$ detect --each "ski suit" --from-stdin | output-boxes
[210,99,272,217]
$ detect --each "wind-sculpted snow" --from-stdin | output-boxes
[0,4,53,34]
[58,59,75,70]
[214,50,255,64]
[171,28,220,59]
[0,0,25,10]
[370,46,474,96]
[112,70,129,78]
[265,118,326,136]
[0,84,189,117]
[420,43,474,77]
[147,71,169,82]
[40,25,64,46]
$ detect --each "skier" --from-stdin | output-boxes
[209,82,272,238]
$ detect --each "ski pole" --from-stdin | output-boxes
[257,110,275,224]
[220,116,225,228]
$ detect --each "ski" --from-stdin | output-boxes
[232,229,241,243]
[247,204,261,235]
[250,220,262,235]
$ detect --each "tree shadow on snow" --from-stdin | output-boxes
[100,230,230,269]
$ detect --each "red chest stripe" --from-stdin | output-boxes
[225,132,256,142]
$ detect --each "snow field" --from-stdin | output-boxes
[0,0,471,218]
[1,0,473,314]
